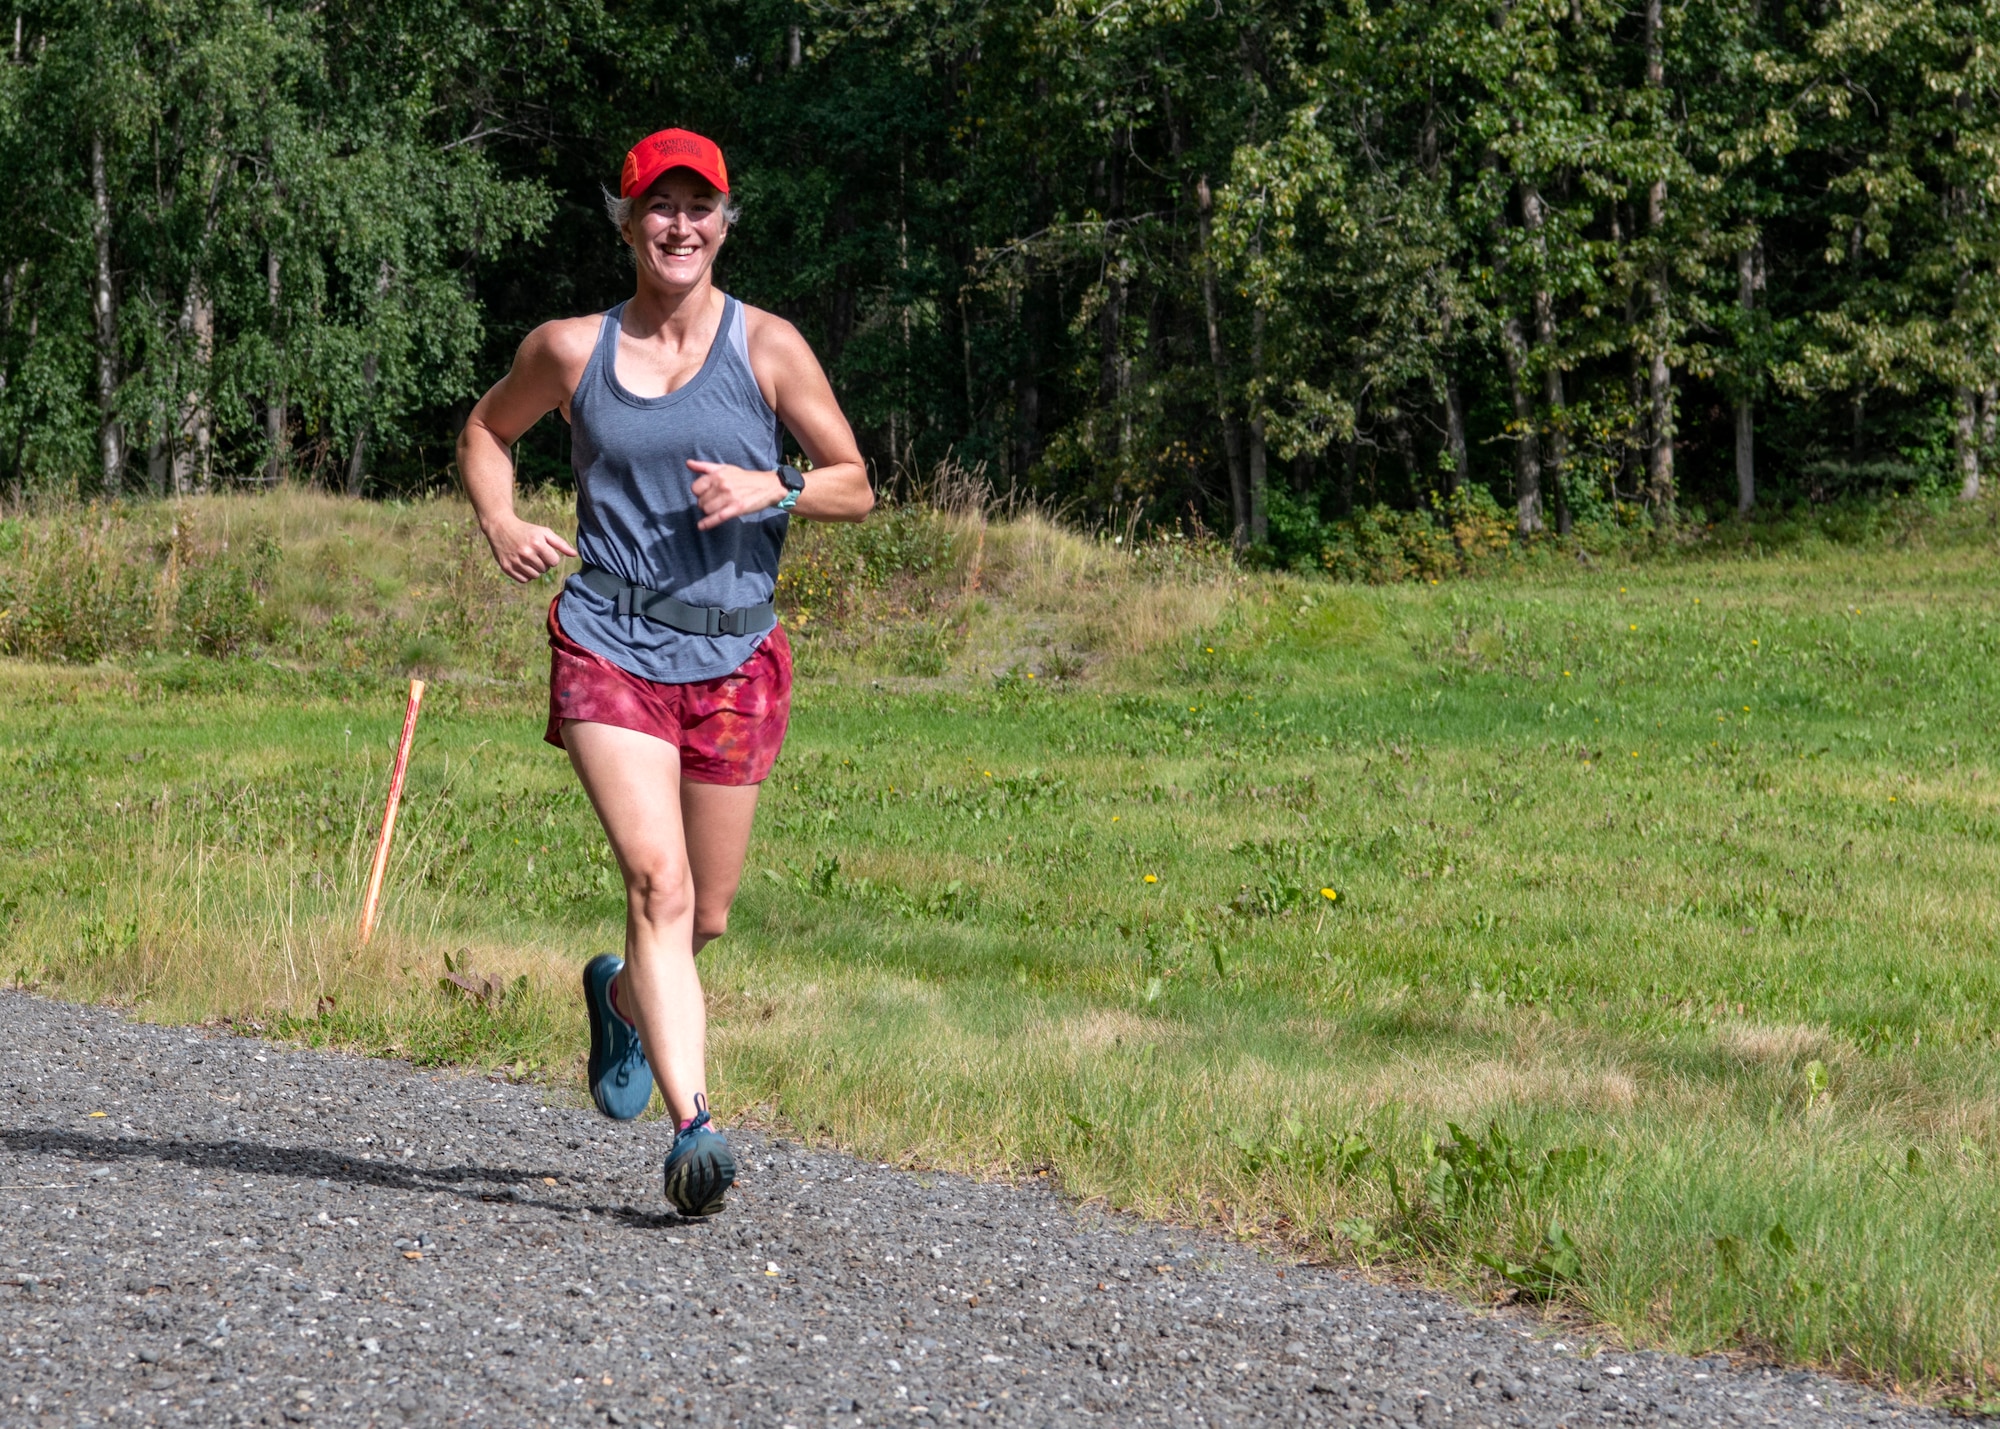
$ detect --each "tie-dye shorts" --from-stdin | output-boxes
[544,602,792,786]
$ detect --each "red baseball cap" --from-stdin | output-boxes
[621,128,730,199]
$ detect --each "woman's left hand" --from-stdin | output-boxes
[688,460,785,530]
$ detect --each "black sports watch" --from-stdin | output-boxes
[776,463,805,511]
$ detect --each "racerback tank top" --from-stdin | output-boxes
[555,294,786,683]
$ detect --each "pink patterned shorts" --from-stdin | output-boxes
[544,602,792,786]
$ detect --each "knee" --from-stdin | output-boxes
[692,903,730,945]
[626,861,693,929]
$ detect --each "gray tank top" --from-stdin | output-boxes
[555,294,786,683]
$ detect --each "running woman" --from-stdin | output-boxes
[458,129,872,1218]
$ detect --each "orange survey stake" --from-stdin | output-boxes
[358,679,426,945]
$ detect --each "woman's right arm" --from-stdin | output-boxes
[459,320,595,583]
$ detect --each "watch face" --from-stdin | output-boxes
[779,464,806,493]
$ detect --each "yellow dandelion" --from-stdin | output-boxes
[1889,795,1896,802]
[1143,874,1158,884]
[1112,816,1120,822]
[1630,751,1639,758]
[983,770,992,777]
[1563,670,1571,677]
[1629,624,1638,632]
[1320,888,1338,901]
[1205,646,1214,653]
[1742,706,1749,712]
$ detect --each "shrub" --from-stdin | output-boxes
[1321,504,1457,584]
[776,502,960,629]
[176,535,279,656]
[0,511,155,662]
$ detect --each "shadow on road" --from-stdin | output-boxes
[0,1126,697,1229]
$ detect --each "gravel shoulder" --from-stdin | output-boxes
[0,991,1938,1428]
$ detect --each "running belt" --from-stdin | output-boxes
[576,565,776,638]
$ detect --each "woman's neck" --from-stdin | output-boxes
[623,277,721,342]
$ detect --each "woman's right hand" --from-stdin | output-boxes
[483,515,579,583]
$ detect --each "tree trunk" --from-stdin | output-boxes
[786,25,802,68]
[346,352,378,497]
[1735,245,1755,516]
[1643,0,1675,512]
[1247,297,1268,545]
[90,132,123,491]
[1440,304,1467,494]
[1391,412,1417,487]
[1955,386,1980,501]
[1981,384,1997,478]
[265,248,286,483]
[7,285,35,500]
[1099,136,1129,470]
[958,288,976,440]
[1195,175,1249,549]
[0,260,18,406]
[1613,203,1645,499]
[1522,185,1569,534]
[174,279,213,494]
[1500,312,1543,533]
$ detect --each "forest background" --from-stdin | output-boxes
[5,0,2000,558]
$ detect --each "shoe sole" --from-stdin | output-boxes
[582,954,651,1121]
[664,1137,736,1218]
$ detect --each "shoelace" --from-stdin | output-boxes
[676,1093,713,1143]
[610,1041,646,1088]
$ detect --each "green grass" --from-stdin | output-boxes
[9,491,2000,1399]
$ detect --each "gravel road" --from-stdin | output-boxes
[0,991,1938,1428]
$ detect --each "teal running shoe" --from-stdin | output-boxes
[662,1095,736,1218]
[583,954,653,1121]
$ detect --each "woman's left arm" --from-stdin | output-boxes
[689,313,873,529]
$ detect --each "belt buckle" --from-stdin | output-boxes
[707,606,725,637]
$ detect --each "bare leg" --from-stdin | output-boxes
[562,720,761,1125]
[683,778,761,955]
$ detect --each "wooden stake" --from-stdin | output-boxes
[358,679,426,946]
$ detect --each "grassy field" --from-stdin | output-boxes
[7,490,2000,1399]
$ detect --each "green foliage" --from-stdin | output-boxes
[773,502,959,630]
[0,0,549,495]
[11,0,2000,530]
[175,534,277,656]
[1264,485,1536,585]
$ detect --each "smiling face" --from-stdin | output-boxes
[623,168,728,295]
